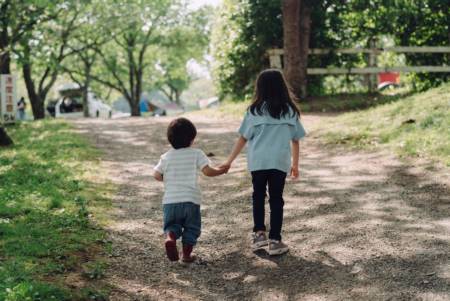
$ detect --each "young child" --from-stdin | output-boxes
[221,69,306,255]
[154,117,227,263]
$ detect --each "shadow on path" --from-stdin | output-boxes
[73,115,450,301]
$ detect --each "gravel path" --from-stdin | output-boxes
[73,114,450,301]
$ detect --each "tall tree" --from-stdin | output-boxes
[15,4,81,119]
[282,0,302,98]
[90,0,173,116]
[0,0,60,144]
[212,0,283,99]
[154,6,211,104]
[62,3,107,117]
[282,0,312,99]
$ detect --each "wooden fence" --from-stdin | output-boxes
[268,46,450,91]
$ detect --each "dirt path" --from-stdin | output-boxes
[73,114,450,301]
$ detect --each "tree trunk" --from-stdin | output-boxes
[130,74,142,117]
[130,97,141,116]
[0,30,13,145]
[0,19,11,74]
[282,0,312,100]
[82,83,89,117]
[298,0,312,99]
[127,90,141,116]
[283,0,302,98]
[23,62,45,119]
[83,64,91,117]
[175,89,181,105]
[0,127,13,146]
[0,50,10,74]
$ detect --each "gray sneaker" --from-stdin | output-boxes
[252,232,268,250]
[268,240,289,256]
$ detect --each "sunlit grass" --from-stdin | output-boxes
[197,85,449,166]
[317,83,450,166]
[0,120,111,300]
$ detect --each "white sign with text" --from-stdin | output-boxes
[0,74,17,124]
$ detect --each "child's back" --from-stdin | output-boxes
[156,147,209,205]
[222,69,306,256]
[239,108,304,173]
[153,118,227,263]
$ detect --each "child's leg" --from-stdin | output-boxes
[251,170,269,233]
[163,204,184,261]
[267,169,287,241]
[181,203,201,262]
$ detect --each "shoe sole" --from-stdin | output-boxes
[165,240,179,261]
[268,247,289,256]
[251,240,269,251]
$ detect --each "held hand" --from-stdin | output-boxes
[290,166,299,179]
[218,162,231,174]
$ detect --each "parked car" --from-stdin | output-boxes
[48,84,112,118]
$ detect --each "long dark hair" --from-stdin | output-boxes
[249,69,301,119]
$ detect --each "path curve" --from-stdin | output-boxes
[73,114,450,301]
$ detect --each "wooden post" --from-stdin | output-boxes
[268,50,282,69]
[367,37,378,93]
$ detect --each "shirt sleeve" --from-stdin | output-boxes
[238,113,254,140]
[197,150,210,170]
[153,156,165,174]
[291,118,306,140]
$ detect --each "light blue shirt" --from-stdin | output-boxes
[238,110,306,173]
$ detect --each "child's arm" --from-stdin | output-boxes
[202,165,228,177]
[153,171,163,181]
[290,140,299,179]
[221,136,247,169]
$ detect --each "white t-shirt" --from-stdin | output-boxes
[154,148,210,205]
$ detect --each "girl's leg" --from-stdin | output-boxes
[251,170,269,233]
[267,170,287,241]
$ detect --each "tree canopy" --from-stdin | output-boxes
[212,0,449,100]
[1,0,212,120]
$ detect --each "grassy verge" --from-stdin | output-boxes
[0,120,112,300]
[316,83,450,166]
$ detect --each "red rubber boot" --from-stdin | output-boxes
[181,244,195,263]
[165,232,179,261]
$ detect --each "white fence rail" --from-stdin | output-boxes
[268,46,450,74]
[308,66,450,75]
[268,46,450,56]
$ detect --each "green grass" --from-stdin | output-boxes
[317,83,450,166]
[0,120,111,300]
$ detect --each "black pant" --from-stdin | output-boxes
[251,169,287,241]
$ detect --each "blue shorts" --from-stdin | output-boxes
[163,202,201,246]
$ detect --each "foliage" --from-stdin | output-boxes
[212,0,360,99]
[87,0,174,115]
[338,0,450,91]
[0,0,62,73]
[0,120,111,300]
[13,2,84,119]
[393,0,449,90]
[212,0,283,100]
[317,83,450,166]
[212,0,449,99]
[153,5,212,103]
[85,0,209,111]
